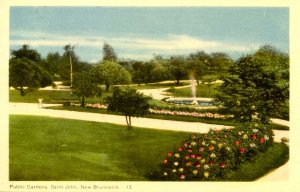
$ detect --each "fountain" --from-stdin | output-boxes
[165,75,215,107]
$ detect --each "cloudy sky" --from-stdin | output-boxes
[9,7,289,63]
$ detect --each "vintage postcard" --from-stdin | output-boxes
[1,0,299,192]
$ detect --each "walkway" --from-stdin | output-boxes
[9,102,289,181]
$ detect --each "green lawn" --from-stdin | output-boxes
[10,115,289,181]
[166,83,221,98]
[9,115,191,181]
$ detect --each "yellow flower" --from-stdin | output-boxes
[191,141,197,146]
[175,153,180,158]
[163,172,168,176]
[201,159,206,163]
[172,169,177,173]
[202,141,206,145]
[179,168,184,172]
[211,140,216,144]
[204,171,209,178]
[193,170,198,175]
[243,134,248,139]
[218,143,223,149]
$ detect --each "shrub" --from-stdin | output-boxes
[153,122,273,181]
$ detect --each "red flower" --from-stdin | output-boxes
[240,148,246,153]
[178,147,183,151]
[196,155,202,159]
[219,162,226,168]
[207,161,214,165]
[190,154,196,158]
[251,135,257,140]
[259,138,265,143]
[163,159,168,164]
[235,141,240,145]
[167,152,172,157]
[194,162,201,167]
[185,155,190,160]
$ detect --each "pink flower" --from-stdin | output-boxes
[190,154,196,159]
[199,147,205,152]
[185,155,190,160]
[180,174,185,180]
[196,155,202,159]
[220,162,226,168]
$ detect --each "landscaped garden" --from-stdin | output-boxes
[9,115,289,181]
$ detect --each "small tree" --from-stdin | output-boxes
[72,71,102,107]
[105,87,151,130]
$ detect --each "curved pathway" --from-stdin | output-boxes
[9,102,289,181]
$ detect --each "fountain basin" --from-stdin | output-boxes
[166,97,215,106]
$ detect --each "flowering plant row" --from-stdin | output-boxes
[156,123,274,181]
[84,103,108,109]
[149,108,232,120]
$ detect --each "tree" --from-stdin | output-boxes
[216,45,289,123]
[210,52,234,75]
[166,56,188,85]
[11,44,41,62]
[93,61,131,91]
[103,43,118,62]
[9,58,53,96]
[105,87,151,129]
[187,51,211,85]
[72,71,102,107]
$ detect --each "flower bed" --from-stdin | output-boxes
[149,108,232,120]
[155,123,274,181]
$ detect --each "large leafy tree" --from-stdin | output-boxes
[72,71,102,107]
[216,45,289,123]
[165,56,188,85]
[187,51,211,85]
[103,43,118,62]
[106,87,151,129]
[93,61,131,91]
[9,58,52,96]
[11,44,41,62]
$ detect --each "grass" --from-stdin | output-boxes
[9,115,191,181]
[166,83,221,98]
[9,115,289,181]
[224,143,289,181]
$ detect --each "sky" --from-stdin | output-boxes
[9,7,289,63]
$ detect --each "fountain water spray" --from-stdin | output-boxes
[190,75,198,105]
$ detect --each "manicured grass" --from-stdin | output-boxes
[9,115,191,181]
[9,89,109,104]
[223,143,289,181]
[10,115,289,181]
[167,83,221,98]
[131,82,190,90]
